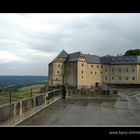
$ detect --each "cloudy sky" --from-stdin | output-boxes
[0,13,140,76]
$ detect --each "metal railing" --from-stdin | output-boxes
[0,89,62,125]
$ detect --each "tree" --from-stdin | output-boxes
[124,49,140,56]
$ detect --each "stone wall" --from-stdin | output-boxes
[67,89,118,97]
[102,64,138,84]
[22,98,34,113]
[0,104,14,123]
[0,89,61,125]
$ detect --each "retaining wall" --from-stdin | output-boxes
[0,89,61,126]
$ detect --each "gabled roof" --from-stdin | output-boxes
[50,50,140,65]
[84,54,101,63]
[67,52,82,61]
[101,56,140,64]
[67,52,101,63]
[57,50,68,58]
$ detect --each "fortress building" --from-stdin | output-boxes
[48,50,140,89]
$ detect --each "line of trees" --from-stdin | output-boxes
[124,49,140,56]
[102,49,140,57]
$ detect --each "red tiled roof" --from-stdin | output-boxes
[30,84,48,88]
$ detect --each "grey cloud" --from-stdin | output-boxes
[0,14,140,75]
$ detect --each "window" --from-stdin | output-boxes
[101,65,102,68]
[91,65,93,67]
[112,77,114,80]
[112,69,114,72]
[97,65,98,68]
[105,77,107,80]
[57,71,59,74]
[119,68,121,72]
[100,72,102,74]
[95,72,97,75]
[131,58,135,61]
[132,77,135,80]
[126,68,128,72]
[82,63,84,66]
[91,71,92,74]
[82,76,83,79]
[58,64,60,67]
[105,69,107,72]
[132,69,135,72]
[81,71,83,74]
[126,77,128,80]
[56,78,58,81]
[119,77,121,80]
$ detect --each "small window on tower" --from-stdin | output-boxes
[132,77,135,80]
[57,71,59,74]
[82,63,84,66]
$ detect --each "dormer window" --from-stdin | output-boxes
[131,58,135,61]
[111,58,114,61]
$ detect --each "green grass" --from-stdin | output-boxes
[0,85,46,99]
[1,91,31,99]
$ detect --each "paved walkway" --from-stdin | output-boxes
[19,90,140,126]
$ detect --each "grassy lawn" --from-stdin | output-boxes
[1,88,41,99]
[1,91,31,99]
[0,83,47,100]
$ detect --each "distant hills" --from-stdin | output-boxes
[0,75,48,91]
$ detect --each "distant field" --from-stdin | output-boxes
[1,91,31,99]
[0,86,45,100]
[0,76,48,105]
[0,75,48,91]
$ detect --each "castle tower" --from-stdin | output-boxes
[48,50,68,87]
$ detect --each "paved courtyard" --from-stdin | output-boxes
[19,88,140,126]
